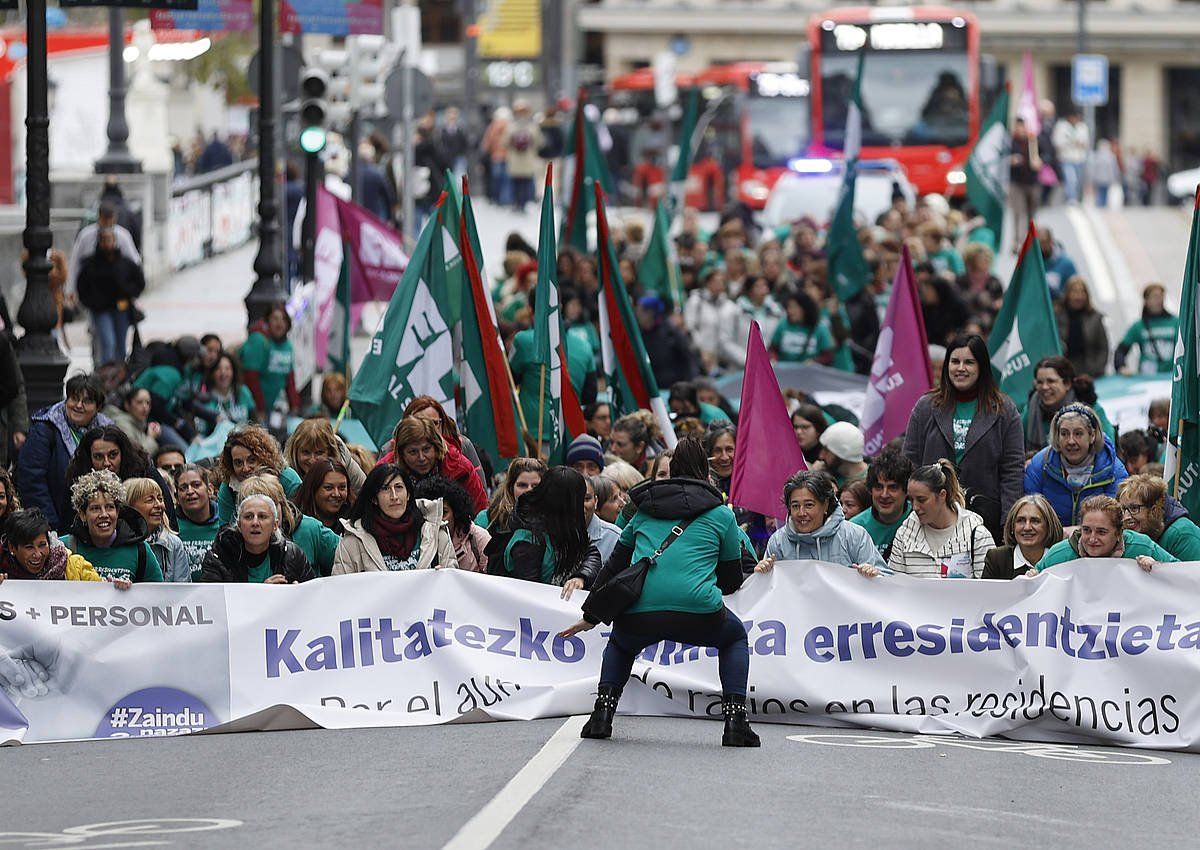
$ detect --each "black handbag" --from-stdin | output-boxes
[582,519,692,625]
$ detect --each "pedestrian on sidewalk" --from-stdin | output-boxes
[76,228,145,366]
[1090,139,1121,208]
[1009,118,1040,252]
[1052,111,1090,204]
[502,100,543,212]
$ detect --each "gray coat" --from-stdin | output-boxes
[902,393,1024,530]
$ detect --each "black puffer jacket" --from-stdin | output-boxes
[200,526,315,584]
[589,478,746,596]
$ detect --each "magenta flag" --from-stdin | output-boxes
[861,245,933,457]
[312,186,344,370]
[335,197,408,306]
[729,321,808,522]
[1017,51,1040,135]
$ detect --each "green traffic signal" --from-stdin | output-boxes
[299,125,327,154]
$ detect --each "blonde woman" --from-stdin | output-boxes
[125,477,191,582]
[282,417,366,493]
[982,495,1063,579]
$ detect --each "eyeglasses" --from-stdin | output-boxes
[1121,503,1146,515]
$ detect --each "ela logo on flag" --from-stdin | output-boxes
[998,317,1030,380]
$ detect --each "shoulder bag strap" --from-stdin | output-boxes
[647,517,694,567]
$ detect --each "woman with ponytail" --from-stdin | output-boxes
[859,459,995,579]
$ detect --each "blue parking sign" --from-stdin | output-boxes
[1072,54,1109,107]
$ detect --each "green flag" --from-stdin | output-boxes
[666,87,700,221]
[987,222,1061,411]
[458,177,521,463]
[638,200,684,311]
[348,203,457,448]
[439,170,466,325]
[966,87,1011,249]
[827,51,869,302]
[561,94,615,253]
[1166,188,1200,513]
[530,166,588,457]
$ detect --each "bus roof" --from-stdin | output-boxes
[809,5,977,26]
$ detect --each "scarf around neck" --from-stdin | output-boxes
[372,510,420,560]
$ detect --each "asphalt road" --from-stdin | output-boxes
[2,718,1195,849]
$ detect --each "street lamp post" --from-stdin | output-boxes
[245,0,286,326]
[18,0,69,411]
[94,8,142,174]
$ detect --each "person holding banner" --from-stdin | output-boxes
[754,470,885,574]
[200,494,315,584]
[492,467,600,590]
[238,475,340,578]
[61,470,163,584]
[332,465,457,574]
[859,460,994,579]
[1117,475,1200,561]
[0,509,122,586]
[124,478,191,583]
[983,495,1064,579]
[903,334,1024,540]
[560,437,759,747]
[1033,496,1177,573]
[1024,404,1128,527]
[174,464,220,581]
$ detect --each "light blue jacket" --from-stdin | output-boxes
[764,506,887,569]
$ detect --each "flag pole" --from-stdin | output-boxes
[502,355,534,456]
[1175,418,1185,499]
[536,364,547,461]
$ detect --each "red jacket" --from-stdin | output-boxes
[379,443,488,514]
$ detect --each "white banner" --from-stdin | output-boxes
[3,563,1200,750]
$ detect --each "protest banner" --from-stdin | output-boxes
[4,564,1200,751]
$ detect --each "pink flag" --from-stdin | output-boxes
[861,244,933,457]
[312,186,344,370]
[1017,51,1040,136]
[730,321,808,522]
[335,197,409,306]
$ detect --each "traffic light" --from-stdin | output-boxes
[299,67,329,154]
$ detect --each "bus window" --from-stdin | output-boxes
[748,95,810,168]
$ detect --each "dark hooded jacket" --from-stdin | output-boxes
[200,526,315,584]
[584,478,745,624]
[62,505,162,583]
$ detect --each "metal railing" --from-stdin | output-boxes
[167,160,257,271]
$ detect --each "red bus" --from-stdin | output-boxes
[607,62,811,210]
[808,6,981,196]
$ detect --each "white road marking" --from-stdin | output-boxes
[441,715,587,850]
[1065,205,1119,309]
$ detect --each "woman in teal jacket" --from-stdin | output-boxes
[1035,495,1177,572]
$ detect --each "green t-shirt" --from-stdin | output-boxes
[953,400,977,464]
[216,466,303,525]
[60,535,163,583]
[770,320,834,363]
[1120,314,1179,374]
[134,365,184,404]
[473,508,491,530]
[290,514,341,577]
[850,504,912,561]
[929,247,965,277]
[821,308,856,373]
[698,401,727,425]
[240,331,294,410]
[245,550,272,584]
[1159,517,1200,561]
[621,505,740,616]
[1035,530,1178,572]
[197,385,258,436]
[504,528,555,583]
[178,511,222,582]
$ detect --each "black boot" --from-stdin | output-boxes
[581,685,621,739]
[721,694,760,748]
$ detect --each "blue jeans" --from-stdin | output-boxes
[599,607,749,697]
[1062,162,1084,203]
[93,309,131,366]
[512,176,535,211]
[490,160,512,207]
[1095,183,1111,207]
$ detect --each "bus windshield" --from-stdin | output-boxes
[747,95,810,167]
[821,51,970,148]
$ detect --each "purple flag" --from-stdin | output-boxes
[730,321,808,521]
[861,245,933,457]
[336,197,408,307]
[1017,51,1040,135]
[312,186,344,370]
